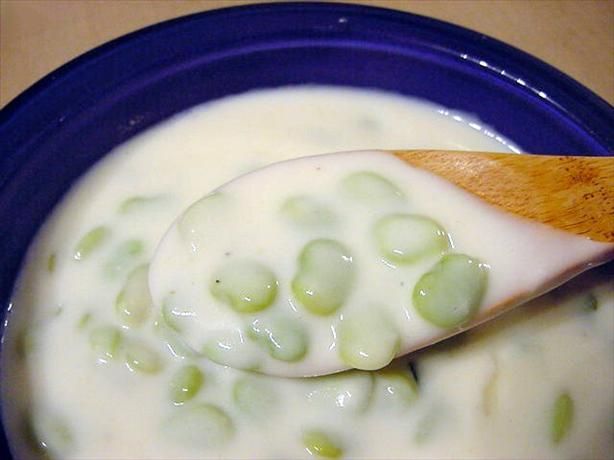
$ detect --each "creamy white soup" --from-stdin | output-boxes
[1,87,612,460]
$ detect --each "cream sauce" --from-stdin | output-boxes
[1,87,612,459]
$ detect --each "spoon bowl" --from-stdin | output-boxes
[149,150,614,377]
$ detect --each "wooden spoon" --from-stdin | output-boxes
[394,150,614,242]
[150,150,614,377]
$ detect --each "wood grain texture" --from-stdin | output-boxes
[394,150,614,242]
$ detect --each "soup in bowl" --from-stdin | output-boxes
[0,4,612,459]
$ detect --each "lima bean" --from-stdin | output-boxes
[115,264,152,328]
[292,239,354,316]
[160,292,195,332]
[125,340,163,374]
[581,293,598,312]
[340,171,404,204]
[202,329,260,370]
[413,253,488,328]
[373,214,448,264]
[337,306,399,371]
[73,226,110,261]
[118,194,164,214]
[302,429,343,459]
[210,260,278,313]
[178,192,226,252]
[306,370,374,413]
[76,312,92,330]
[551,392,574,444]
[47,253,57,273]
[88,325,122,360]
[374,366,419,409]
[280,195,336,227]
[28,410,73,457]
[249,317,308,362]
[169,365,204,404]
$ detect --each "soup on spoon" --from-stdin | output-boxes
[149,150,614,377]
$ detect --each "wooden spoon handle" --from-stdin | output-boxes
[393,150,614,243]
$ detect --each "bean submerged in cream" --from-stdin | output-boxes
[1,87,612,459]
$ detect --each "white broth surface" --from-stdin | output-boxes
[1,87,612,459]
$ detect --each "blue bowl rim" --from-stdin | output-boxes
[1,1,613,153]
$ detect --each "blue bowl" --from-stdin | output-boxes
[0,2,612,457]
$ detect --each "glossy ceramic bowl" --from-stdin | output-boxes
[0,2,612,457]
